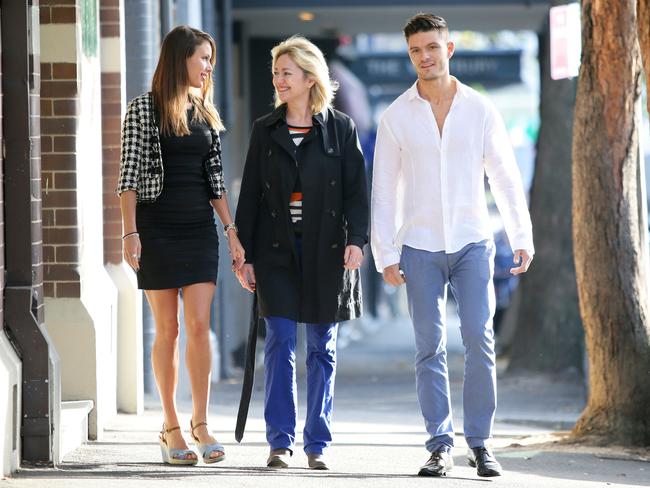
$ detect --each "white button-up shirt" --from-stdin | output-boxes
[371,79,534,272]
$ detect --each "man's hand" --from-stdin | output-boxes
[383,263,406,287]
[510,249,533,275]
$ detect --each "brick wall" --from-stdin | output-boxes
[101,0,124,265]
[40,1,80,298]
[31,47,45,324]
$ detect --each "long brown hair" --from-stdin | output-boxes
[151,25,224,135]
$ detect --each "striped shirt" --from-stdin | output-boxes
[288,125,311,231]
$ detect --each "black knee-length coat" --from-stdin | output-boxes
[235,105,369,324]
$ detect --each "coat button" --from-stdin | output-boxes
[270,210,277,218]
[329,179,336,186]
[267,149,272,156]
[265,181,271,189]
[272,242,280,248]
[330,209,336,217]
[327,148,334,154]
[331,243,338,249]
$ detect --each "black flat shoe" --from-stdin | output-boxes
[418,447,453,476]
[467,447,502,477]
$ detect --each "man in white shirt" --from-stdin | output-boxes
[371,13,533,478]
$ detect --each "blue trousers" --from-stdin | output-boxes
[264,316,338,454]
[400,241,497,451]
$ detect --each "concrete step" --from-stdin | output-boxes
[59,400,93,460]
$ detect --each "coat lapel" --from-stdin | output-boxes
[269,125,298,162]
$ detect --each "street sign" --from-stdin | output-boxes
[349,50,522,85]
[550,3,581,80]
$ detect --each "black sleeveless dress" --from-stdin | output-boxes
[136,107,219,290]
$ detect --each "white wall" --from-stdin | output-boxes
[41,12,119,441]
[0,335,21,475]
[107,264,144,414]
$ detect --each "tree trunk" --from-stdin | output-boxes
[572,0,650,446]
[506,3,583,375]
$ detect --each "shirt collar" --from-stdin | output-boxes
[407,76,468,102]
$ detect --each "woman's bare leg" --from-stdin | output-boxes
[182,282,223,459]
[145,288,196,459]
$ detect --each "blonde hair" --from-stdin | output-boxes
[151,25,224,136]
[271,35,338,114]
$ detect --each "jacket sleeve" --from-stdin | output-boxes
[341,118,369,249]
[206,130,227,199]
[116,98,143,195]
[235,121,263,264]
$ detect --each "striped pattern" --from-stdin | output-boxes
[289,125,311,146]
[288,125,311,227]
[290,191,302,224]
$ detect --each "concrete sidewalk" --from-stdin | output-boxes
[5,316,649,487]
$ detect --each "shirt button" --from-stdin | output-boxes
[272,242,280,248]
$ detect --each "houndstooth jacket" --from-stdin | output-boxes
[117,92,226,202]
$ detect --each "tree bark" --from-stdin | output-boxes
[506,2,583,375]
[572,0,650,446]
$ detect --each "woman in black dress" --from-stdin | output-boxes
[235,36,368,470]
[117,26,244,465]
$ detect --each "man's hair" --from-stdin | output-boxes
[403,13,448,40]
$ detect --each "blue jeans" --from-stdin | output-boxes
[400,240,497,451]
[264,316,338,454]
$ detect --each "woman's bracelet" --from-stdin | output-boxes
[122,231,139,240]
[223,223,238,237]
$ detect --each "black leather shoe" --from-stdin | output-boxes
[467,447,502,477]
[418,447,453,476]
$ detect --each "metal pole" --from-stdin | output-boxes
[160,0,174,36]
[125,0,155,100]
[125,0,157,395]
[212,0,237,380]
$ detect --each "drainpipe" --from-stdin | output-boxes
[2,0,55,464]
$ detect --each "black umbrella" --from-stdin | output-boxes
[235,293,261,442]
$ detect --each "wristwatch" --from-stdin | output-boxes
[223,223,238,237]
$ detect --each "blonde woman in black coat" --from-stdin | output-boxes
[235,36,368,470]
